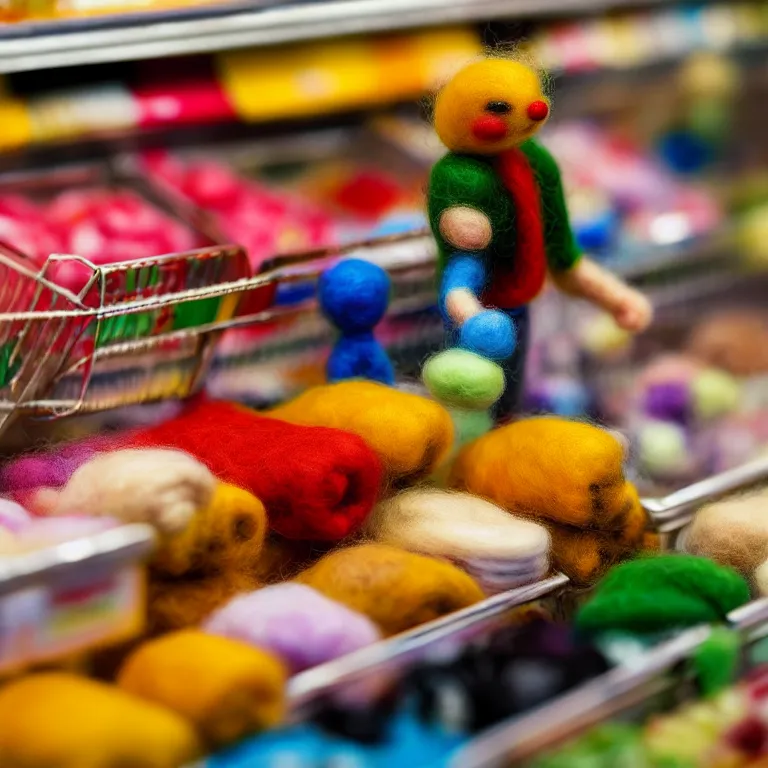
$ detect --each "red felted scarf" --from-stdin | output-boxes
[482,148,548,309]
[125,398,383,541]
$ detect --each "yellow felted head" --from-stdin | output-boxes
[152,482,268,578]
[449,417,644,530]
[433,58,549,154]
[118,630,286,749]
[296,542,484,636]
[0,673,202,768]
[269,381,454,484]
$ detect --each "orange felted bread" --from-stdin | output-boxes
[118,630,286,748]
[449,417,642,530]
[151,482,268,578]
[148,569,259,634]
[0,673,202,768]
[546,516,654,588]
[269,380,455,483]
[296,542,485,636]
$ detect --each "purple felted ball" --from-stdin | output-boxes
[644,381,691,424]
[204,583,381,673]
[0,438,110,494]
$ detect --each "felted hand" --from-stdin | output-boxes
[552,258,653,334]
[459,310,517,361]
[611,288,653,333]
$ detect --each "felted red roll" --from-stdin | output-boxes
[125,399,383,541]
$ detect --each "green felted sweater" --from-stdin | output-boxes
[427,139,581,275]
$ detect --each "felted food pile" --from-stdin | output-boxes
[0,379,660,766]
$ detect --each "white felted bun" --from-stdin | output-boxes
[365,487,550,562]
[41,449,216,534]
[755,558,768,596]
[681,490,768,582]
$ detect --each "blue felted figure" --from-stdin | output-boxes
[319,258,395,386]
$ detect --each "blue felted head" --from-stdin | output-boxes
[319,259,391,334]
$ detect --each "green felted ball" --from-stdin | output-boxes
[423,349,505,410]
[575,554,750,636]
[692,626,740,697]
[692,368,740,421]
[449,407,494,447]
[638,421,688,476]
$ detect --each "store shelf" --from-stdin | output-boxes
[0,0,674,74]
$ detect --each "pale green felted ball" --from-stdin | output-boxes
[423,349,505,410]
[638,421,688,476]
[692,368,740,421]
[449,407,494,447]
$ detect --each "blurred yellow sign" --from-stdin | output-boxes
[219,27,482,123]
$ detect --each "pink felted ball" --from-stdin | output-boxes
[0,437,111,496]
[0,499,32,533]
[16,516,120,549]
[204,583,381,673]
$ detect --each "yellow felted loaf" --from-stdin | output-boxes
[296,542,485,636]
[148,569,259,635]
[0,673,202,768]
[151,482,268,578]
[449,417,641,530]
[543,487,653,586]
[118,630,286,748]
[268,381,454,483]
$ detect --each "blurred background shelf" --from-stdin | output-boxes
[0,0,676,73]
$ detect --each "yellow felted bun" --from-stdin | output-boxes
[268,381,454,483]
[449,417,642,530]
[148,569,260,634]
[0,673,202,768]
[152,482,268,578]
[296,542,485,636]
[433,58,548,154]
[118,630,286,748]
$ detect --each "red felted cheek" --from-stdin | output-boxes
[527,101,549,122]
[471,115,508,142]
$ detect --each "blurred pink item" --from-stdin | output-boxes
[0,435,114,498]
[15,516,119,550]
[145,153,336,269]
[0,498,32,533]
[638,353,703,389]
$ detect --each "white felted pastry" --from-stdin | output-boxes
[40,449,216,534]
[365,488,550,591]
[680,490,768,583]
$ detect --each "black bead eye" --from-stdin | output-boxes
[486,101,511,114]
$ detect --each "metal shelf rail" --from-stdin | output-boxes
[0,0,674,74]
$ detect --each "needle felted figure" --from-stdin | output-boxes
[425,57,653,416]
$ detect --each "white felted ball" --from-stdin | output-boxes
[42,449,216,534]
[365,487,550,563]
[683,490,768,583]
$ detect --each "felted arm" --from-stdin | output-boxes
[439,252,489,325]
[521,142,653,332]
[552,258,653,333]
